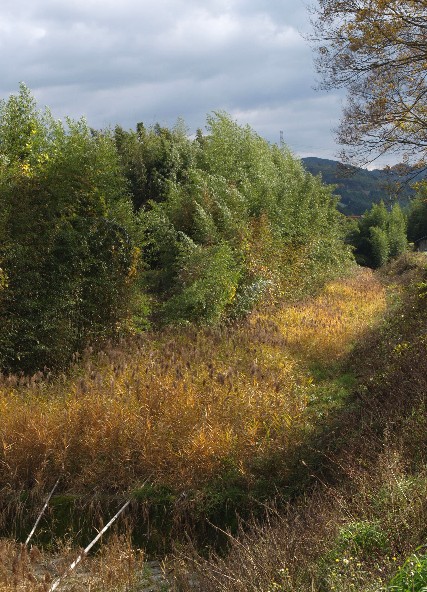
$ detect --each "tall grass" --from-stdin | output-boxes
[269,267,386,363]
[170,254,427,592]
[0,268,385,501]
[0,266,390,591]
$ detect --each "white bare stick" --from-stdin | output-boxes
[25,477,61,547]
[48,499,131,592]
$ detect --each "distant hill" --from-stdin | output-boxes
[302,157,424,215]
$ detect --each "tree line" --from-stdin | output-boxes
[1,84,426,374]
[0,85,354,374]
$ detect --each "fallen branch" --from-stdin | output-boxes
[48,499,131,592]
[25,477,61,547]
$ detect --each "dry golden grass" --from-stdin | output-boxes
[169,257,427,592]
[0,266,390,591]
[267,266,386,363]
[0,534,167,591]
[0,268,386,498]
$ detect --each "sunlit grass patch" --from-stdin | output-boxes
[0,268,388,547]
[0,326,311,495]
[268,267,387,363]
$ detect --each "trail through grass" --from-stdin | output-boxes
[0,266,389,590]
[170,254,427,592]
[0,268,385,497]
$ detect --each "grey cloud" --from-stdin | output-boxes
[1,0,342,159]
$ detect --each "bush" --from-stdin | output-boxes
[335,520,390,558]
[162,240,241,324]
[0,85,143,372]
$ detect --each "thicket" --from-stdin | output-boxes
[0,85,142,374]
[0,87,353,373]
[347,201,408,268]
[117,113,352,325]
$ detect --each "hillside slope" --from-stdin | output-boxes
[302,156,422,215]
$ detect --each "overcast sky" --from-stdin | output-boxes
[1,0,346,161]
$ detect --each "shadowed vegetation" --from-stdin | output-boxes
[171,253,427,592]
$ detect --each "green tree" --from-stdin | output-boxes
[142,113,352,324]
[114,120,195,210]
[369,225,390,268]
[0,85,143,373]
[388,203,407,257]
[407,184,427,243]
[361,201,389,233]
[349,201,407,267]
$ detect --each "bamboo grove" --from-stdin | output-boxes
[0,85,352,374]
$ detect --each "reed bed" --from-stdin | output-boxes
[0,268,386,498]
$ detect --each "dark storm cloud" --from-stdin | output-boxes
[0,0,342,159]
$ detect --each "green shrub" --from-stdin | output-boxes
[162,240,241,324]
[321,520,390,567]
[335,521,390,557]
[387,551,427,591]
[0,85,144,372]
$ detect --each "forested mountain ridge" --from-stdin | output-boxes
[302,156,425,215]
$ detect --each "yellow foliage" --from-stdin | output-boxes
[0,269,386,494]
[266,267,387,363]
[20,162,32,176]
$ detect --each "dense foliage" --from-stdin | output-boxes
[0,88,353,373]
[347,201,407,267]
[121,113,352,324]
[0,85,142,373]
